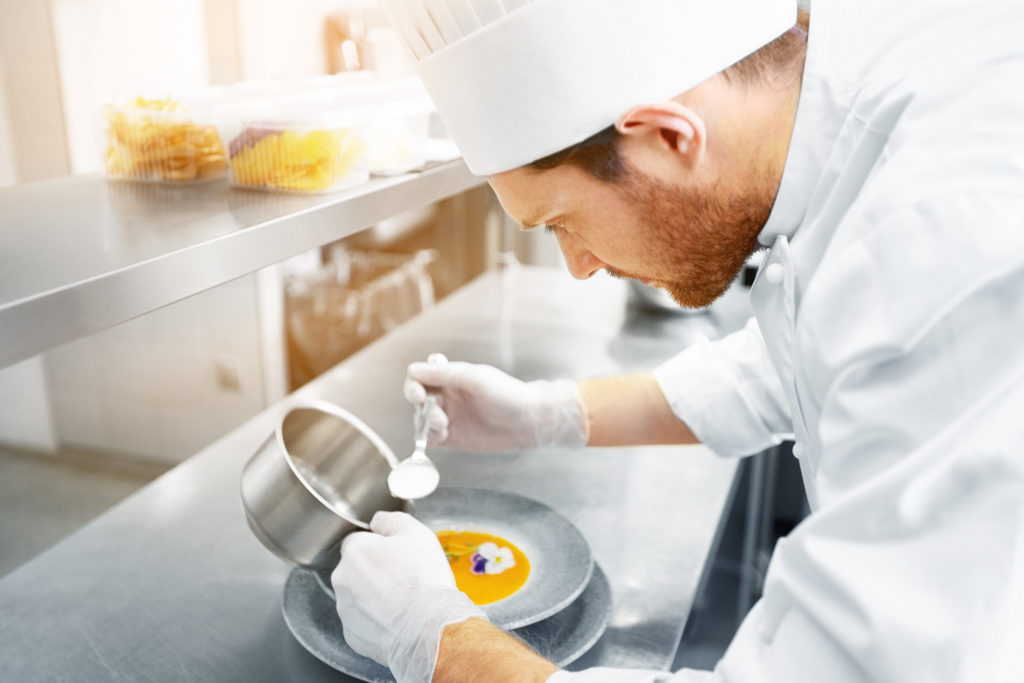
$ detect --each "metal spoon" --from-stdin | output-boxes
[387,353,446,499]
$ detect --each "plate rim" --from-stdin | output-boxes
[282,562,613,682]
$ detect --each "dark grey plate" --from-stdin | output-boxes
[314,487,594,630]
[282,563,612,683]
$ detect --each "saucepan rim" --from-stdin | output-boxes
[270,397,402,527]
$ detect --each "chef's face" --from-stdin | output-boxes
[488,152,773,309]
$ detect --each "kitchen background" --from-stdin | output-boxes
[0,0,562,572]
[0,1,807,670]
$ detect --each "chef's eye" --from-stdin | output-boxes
[544,223,563,234]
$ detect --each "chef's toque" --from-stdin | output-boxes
[380,0,797,176]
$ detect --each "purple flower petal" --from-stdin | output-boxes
[470,553,488,575]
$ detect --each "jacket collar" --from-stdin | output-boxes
[757,10,846,247]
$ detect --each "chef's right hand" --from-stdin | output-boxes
[403,360,589,453]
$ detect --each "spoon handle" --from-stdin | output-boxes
[414,353,448,449]
[415,394,436,448]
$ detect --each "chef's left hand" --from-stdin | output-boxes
[332,511,487,683]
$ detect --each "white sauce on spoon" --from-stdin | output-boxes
[388,462,440,500]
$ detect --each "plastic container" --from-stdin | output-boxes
[218,98,372,194]
[314,76,435,176]
[357,83,433,175]
[285,248,436,388]
[100,74,437,188]
[101,96,228,183]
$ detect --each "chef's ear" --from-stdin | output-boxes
[615,102,706,168]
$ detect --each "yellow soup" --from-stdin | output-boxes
[437,530,530,605]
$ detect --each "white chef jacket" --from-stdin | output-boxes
[552,0,1024,681]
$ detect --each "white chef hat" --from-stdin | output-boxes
[380,0,798,176]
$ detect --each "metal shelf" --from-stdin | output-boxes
[0,159,483,368]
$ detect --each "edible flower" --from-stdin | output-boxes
[470,542,516,575]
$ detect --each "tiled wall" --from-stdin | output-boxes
[44,275,268,464]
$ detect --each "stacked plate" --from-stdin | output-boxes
[282,487,612,682]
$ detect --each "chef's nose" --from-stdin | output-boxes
[555,233,605,280]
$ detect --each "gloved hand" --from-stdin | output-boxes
[332,511,487,683]
[403,360,589,453]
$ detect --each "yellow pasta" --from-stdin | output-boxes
[104,97,226,182]
[227,127,366,193]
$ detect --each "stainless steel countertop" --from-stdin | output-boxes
[0,160,481,368]
[0,266,751,681]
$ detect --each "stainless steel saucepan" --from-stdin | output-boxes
[240,399,409,568]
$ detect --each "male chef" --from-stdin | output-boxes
[331,1,1024,682]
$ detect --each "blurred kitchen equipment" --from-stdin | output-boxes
[628,280,708,315]
[325,8,412,78]
[387,353,446,499]
[240,399,408,568]
[285,248,437,389]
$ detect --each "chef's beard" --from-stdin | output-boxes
[606,164,773,309]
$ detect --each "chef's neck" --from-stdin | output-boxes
[679,25,808,195]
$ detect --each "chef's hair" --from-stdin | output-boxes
[528,125,625,182]
[724,9,809,87]
[528,9,809,181]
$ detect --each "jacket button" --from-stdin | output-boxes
[763,263,785,284]
[792,441,806,459]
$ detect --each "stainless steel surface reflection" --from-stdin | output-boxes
[0,161,481,367]
[241,400,407,568]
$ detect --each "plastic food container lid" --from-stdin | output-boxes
[280,80,437,176]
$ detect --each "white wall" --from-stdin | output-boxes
[204,0,243,85]
[0,360,59,453]
[46,278,267,464]
[235,0,377,80]
[0,54,16,186]
[0,0,70,181]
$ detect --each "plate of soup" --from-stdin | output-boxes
[286,562,611,683]
[314,486,594,630]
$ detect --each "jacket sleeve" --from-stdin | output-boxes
[652,316,793,457]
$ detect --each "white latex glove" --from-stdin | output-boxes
[403,360,589,453]
[332,511,487,683]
